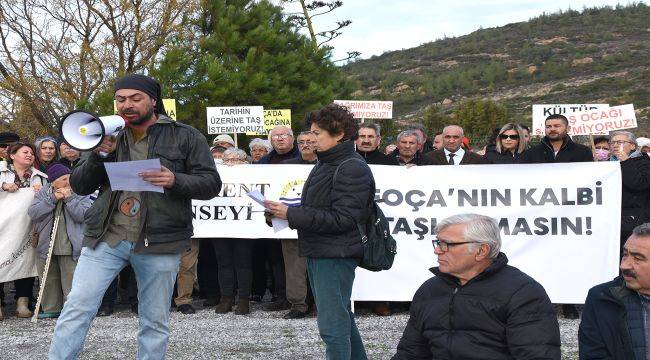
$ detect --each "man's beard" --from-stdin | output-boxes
[126,106,155,125]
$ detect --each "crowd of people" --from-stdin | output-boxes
[0,73,649,359]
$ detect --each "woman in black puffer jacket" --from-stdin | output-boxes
[266,104,374,360]
[485,123,528,164]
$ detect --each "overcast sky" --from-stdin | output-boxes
[276,0,635,61]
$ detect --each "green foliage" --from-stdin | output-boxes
[421,105,452,134]
[151,0,352,135]
[453,100,510,138]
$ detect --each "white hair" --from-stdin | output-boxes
[435,214,501,259]
[222,148,249,163]
[268,126,293,140]
[396,129,422,144]
[249,138,272,152]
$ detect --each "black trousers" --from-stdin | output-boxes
[197,239,220,299]
[251,239,286,299]
[14,277,35,298]
[212,238,253,300]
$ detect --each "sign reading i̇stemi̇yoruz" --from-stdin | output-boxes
[333,100,393,119]
[207,106,264,134]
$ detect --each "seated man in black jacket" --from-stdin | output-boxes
[579,223,650,360]
[393,214,560,360]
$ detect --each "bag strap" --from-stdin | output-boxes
[332,157,372,243]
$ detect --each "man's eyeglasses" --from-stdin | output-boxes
[499,134,520,140]
[609,140,634,146]
[432,239,479,252]
[271,134,291,140]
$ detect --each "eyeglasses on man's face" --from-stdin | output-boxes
[609,140,634,146]
[271,133,291,140]
[432,239,479,252]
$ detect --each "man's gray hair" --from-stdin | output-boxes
[633,223,650,237]
[435,214,501,259]
[249,138,272,152]
[397,129,422,144]
[268,125,293,140]
[223,148,249,162]
[359,122,381,136]
[610,130,637,144]
[443,125,465,137]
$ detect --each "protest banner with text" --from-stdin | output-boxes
[333,100,393,119]
[207,106,264,134]
[532,104,608,136]
[192,163,621,304]
[246,109,292,136]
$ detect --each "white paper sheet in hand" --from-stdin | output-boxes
[104,159,164,193]
[246,190,266,207]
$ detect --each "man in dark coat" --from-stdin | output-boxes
[394,129,434,166]
[428,125,488,165]
[355,122,398,165]
[257,126,299,164]
[48,74,221,359]
[393,214,560,360]
[579,223,650,360]
[519,114,593,163]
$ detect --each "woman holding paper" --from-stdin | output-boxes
[0,143,48,320]
[265,104,374,360]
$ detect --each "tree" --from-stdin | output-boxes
[0,0,198,133]
[281,0,359,63]
[453,99,509,139]
[421,105,452,135]
[152,0,352,135]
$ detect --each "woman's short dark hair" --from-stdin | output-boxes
[7,142,37,164]
[305,104,358,142]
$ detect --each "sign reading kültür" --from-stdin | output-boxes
[207,106,264,134]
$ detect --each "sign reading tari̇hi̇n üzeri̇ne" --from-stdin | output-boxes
[333,100,393,119]
[206,106,264,134]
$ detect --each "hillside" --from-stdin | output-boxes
[343,4,650,136]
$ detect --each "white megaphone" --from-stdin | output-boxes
[59,110,127,152]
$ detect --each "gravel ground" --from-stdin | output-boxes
[1,300,579,359]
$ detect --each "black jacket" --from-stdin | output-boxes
[71,116,222,254]
[282,156,317,165]
[287,140,374,258]
[393,253,561,360]
[485,148,522,164]
[357,148,398,165]
[520,136,593,163]
[579,277,645,360]
[391,149,435,166]
[427,149,489,165]
[621,153,650,234]
[258,146,299,164]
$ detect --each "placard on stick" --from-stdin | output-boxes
[333,100,393,119]
[532,104,608,136]
[246,109,292,136]
[206,106,264,135]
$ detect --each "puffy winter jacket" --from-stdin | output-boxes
[393,253,561,360]
[287,140,375,258]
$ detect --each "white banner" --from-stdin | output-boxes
[206,106,264,134]
[333,100,393,119]
[0,188,39,283]
[564,104,637,136]
[193,163,622,304]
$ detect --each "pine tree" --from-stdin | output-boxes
[151,0,353,135]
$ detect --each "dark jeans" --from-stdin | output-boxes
[251,239,270,298]
[308,258,367,360]
[212,238,253,300]
[14,277,35,298]
[197,239,220,299]
[267,239,286,299]
[251,239,285,299]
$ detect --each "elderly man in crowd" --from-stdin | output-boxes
[257,125,299,311]
[394,129,434,166]
[428,125,487,165]
[393,214,560,359]
[356,123,398,165]
[407,123,433,153]
[213,134,235,149]
[637,137,650,155]
[249,138,272,163]
[57,141,81,168]
[609,131,650,256]
[579,223,650,359]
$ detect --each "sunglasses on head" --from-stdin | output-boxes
[499,134,520,140]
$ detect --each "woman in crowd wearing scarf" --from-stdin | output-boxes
[28,164,92,318]
[0,143,47,320]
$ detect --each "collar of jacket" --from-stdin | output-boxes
[316,140,355,164]
[541,135,574,152]
[429,252,509,286]
[604,276,639,304]
[356,148,382,158]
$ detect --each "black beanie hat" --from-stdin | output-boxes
[114,74,166,115]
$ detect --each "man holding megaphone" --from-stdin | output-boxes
[49,74,222,360]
